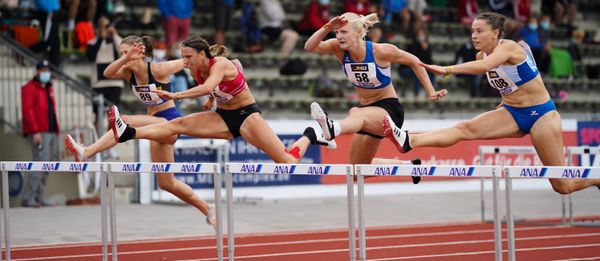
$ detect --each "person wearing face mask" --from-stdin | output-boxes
[20,60,60,207]
[518,16,552,75]
[86,17,124,118]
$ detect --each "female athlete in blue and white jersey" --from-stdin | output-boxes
[384,12,600,194]
[64,35,217,227]
[304,12,447,167]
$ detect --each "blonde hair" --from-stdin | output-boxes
[340,12,380,38]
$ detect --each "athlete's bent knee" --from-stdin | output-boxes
[157,177,176,192]
[455,121,477,139]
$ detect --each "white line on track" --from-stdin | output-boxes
[13,229,600,261]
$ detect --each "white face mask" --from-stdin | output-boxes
[39,71,51,83]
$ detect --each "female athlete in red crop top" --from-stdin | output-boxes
[64,35,218,228]
[109,35,335,164]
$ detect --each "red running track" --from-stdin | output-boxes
[7,218,600,261]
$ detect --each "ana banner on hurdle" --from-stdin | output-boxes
[355,164,502,261]
[224,163,355,261]
[1,162,104,261]
[504,165,600,261]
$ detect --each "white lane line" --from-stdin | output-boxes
[16,231,600,261]
[11,225,561,252]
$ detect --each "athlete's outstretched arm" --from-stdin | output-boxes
[104,42,144,79]
[421,41,515,76]
[383,44,447,101]
[154,60,226,100]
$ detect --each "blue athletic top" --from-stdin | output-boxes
[341,41,392,89]
[485,40,539,96]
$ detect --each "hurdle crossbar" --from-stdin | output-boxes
[354,164,502,261]
[0,161,221,261]
[224,163,355,261]
[504,166,600,261]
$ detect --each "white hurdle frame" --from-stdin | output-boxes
[0,162,104,261]
[479,146,543,223]
[504,166,600,261]
[355,164,502,261]
[224,163,355,261]
[566,146,600,225]
[0,161,221,261]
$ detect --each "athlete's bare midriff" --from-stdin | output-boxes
[147,100,176,116]
[216,86,256,110]
[355,85,398,105]
[501,75,551,107]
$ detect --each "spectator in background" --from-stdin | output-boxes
[213,0,234,45]
[29,0,61,66]
[519,15,552,75]
[488,0,523,39]
[457,0,479,25]
[157,0,193,52]
[541,0,576,26]
[401,28,434,98]
[296,0,331,36]
[454,41,483,97]
[343,0,373,16]
[407,0,429,33]
[514,0,531,23]
[258,0,299,56]
[86,16,124,114]
[68,0,97,51]
[21,60,59,207]
[381,0,410,36]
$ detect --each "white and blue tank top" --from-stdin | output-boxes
[341,41,392,89]
[485,40,539,96]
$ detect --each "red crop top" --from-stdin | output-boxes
[195,58,247,103]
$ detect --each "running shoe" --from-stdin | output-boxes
[383,116,412,153]
[310,102,335,141]
[206,203,217,230]
[65,135,86,162]
[108,105,134,143]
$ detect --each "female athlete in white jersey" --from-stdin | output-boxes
[304,12,447,172]
[64,36,217,227]
[384,12,600,194]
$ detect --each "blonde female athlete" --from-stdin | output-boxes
[304,13,447,170]
[64,35,217,227]
[109,35,335,164]
[384,12,600,194]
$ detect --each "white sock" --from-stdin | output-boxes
[333,122,342,137]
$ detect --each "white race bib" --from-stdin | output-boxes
[343,63,382,89]
[211,86,234,103]
[132,83,164,106]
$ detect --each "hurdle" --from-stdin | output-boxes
[354,164,502,261]
[224,163,355,261]
[478,146,540,223]
[566,146,600,225]
[0,161,221,261]
[504,166,600,261]
[1,162,104,261]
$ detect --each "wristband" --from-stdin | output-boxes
[322,23,331,31]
